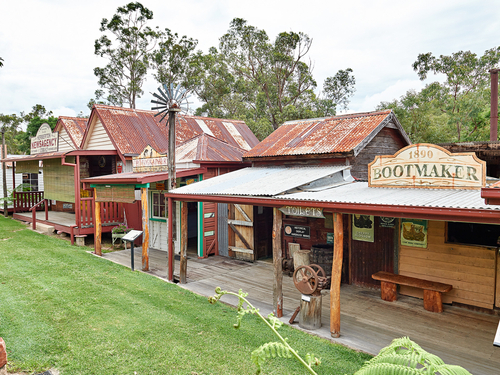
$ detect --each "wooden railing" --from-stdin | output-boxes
[30,198,48,230]
[79,197,124,228]
[14,191,45,213]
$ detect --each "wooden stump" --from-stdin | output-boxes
[299,294,322,330]
[424,290,443,313]
[380,281,397,302]
[0,337,7,368]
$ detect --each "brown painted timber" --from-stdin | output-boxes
[330,212,343,337]
[372,271,452,313]
[272,207,283,318]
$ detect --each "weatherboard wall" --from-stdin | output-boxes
[85,119,115,150]
[398,220,496,309]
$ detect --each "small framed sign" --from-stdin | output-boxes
[122,230,143,242]
[284,224,310,239]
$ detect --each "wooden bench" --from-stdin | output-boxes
[372,271,452,313]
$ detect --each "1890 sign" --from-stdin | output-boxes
[284,225,310,239]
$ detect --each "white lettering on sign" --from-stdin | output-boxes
[279,206,325,218]
[368,143,486,189]
[30,123,59,154]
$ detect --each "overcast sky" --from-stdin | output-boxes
[1,0,499,121]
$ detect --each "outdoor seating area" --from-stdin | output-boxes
[100,248,500,375]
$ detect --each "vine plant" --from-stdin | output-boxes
[208,287,320,374]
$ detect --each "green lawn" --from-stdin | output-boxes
[0,216,371,374]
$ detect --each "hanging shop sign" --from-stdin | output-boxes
[352,215,374,242]
[279,206,325,218]
[30,123,58,154]
[368,143,486,189]
[133,145,168,172]
[284,224,311,239]
[401,218,428,248]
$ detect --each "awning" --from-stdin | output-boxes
[170,165,352,196]
[81,167,207,185]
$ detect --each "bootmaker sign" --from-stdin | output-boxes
[368,143,486,189]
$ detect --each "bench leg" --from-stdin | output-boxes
[423,290,443,313]
[380,281,397,302]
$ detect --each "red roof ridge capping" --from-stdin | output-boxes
[282,109,393,126]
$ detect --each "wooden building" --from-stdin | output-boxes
[166,112,500,337]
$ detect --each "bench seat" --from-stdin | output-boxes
[372,271,452,313]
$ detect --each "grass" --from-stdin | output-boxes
[0,216,371,374]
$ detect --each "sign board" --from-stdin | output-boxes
[401,219,428,248]
[368,143,486,189]
[30,123,58,154]
[379,217,396,228]
[352,215,374,242]
[133,145,168,173]
[326,232,334,244]
[284,224,310,239]
[122,230,143,242]
[280,206,325,218]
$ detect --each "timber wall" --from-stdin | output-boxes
[399,220,496,309]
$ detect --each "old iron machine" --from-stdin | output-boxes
[151,84,191,279]
[291,264,330,330]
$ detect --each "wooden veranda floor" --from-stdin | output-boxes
[15,211,77,227]
[100,248,500,375]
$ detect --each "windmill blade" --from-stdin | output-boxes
[162,83,172,99]
[157,86,170,102]
[151,99,169,106]
[152,93,167,102]
[151,106,169,111]
[158,111,169,124]
[174,84,181,100]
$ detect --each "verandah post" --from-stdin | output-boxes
[167,197,174,281]
[180,201,188,284]
[141,187,149,271]
[272,207,283,318]
[94,188,102,256]
[330,212,344,337]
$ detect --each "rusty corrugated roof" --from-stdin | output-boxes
[244,110,402,159]
[56,116,88,148]
[176,134,248,163]
[87,105,259,157]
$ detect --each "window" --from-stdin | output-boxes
[151,191,167,220]
[447,222,500,247]
[22,173,39,191]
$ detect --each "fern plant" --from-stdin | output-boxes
[354,337,472,375]
[209,287,321,374]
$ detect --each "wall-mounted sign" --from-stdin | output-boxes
[133,145,168,172]
[368,143,486,189]
[379,217,396,228]
[401,218,428,248]
[280,206,325,218]
[352,215,374,242]
[155,182,165,191]
[30,123,58,154]
[326,232,334,244]
[284,224,310,239]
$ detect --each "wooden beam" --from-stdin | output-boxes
[229,223,252,249]
[330,212,344,337]
[235,204,252,222]
[94,188,102,256]
[180,201,188,284]
[272,207,283,318]
[141,187,149,271]
[167,197,174,282]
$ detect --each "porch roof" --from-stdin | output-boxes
[81,167,207,185]
[1,149,118,163]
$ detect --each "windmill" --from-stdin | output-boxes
[151,83,191,191]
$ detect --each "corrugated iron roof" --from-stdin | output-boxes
[56,116,88,148]
[81,167,201,185]
[176,134,249,163]
[171,165,350,196]
[244,110,406,159]
[88,105,259,157]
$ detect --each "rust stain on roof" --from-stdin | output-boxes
[56,116,88,148]
[176,134,248,163]
[245,110,394,158]
[90,105,259,157]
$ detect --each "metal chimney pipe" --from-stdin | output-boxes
[490,69,499,141]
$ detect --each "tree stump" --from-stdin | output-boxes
[299,294,322,330]
[0,337,7,373]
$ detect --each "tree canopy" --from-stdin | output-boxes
[379,47,500,143]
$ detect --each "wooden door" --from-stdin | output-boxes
[253,206,273,260]
[228,204,254,261]
[350,216,395,287]
[203,202,217,256]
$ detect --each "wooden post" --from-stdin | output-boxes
[330,212,343,337]
[94,188,102,256]
[141,187,149,271]
[180,201,188,284]
[272,207,283,318]
[167,197,174,281]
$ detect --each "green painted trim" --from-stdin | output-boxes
[149,217,166,223]
[135,183,150,188]
[197,174,204,257]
